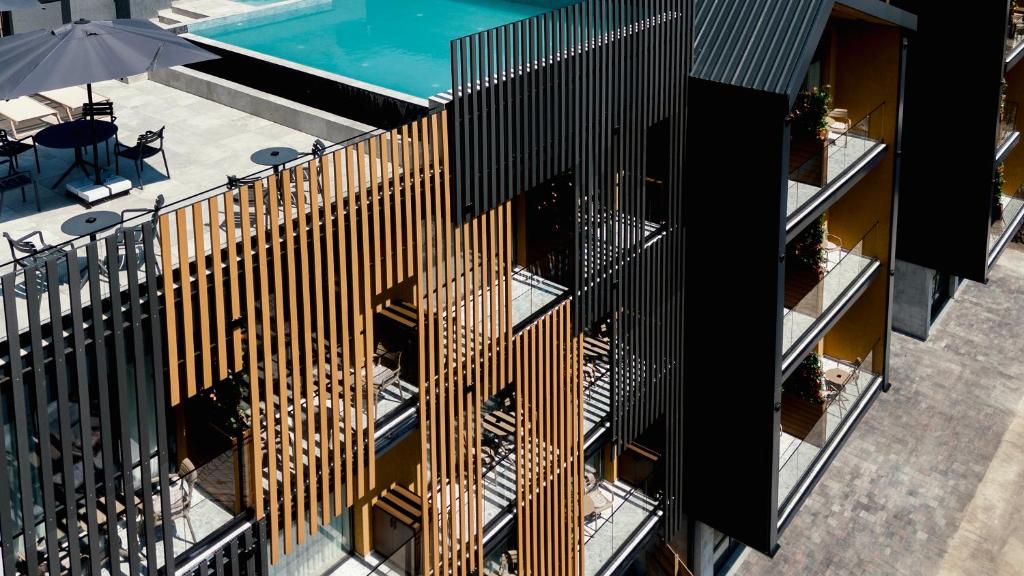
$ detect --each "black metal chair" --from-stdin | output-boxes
[0,128,40,174]
[0,169,40,217]
[3,230,68,271]
[104,194,165,276]
[227,174,267,230]
[115,126,168,190]
[81,101,117,163]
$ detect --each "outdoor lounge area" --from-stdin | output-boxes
[1,78,322,256]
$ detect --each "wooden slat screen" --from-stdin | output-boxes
[513,300,584,576]
[413,109,515,575]
[158,124,423,563]
[0,229,177,576]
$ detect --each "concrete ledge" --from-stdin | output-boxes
[150,65,376,142]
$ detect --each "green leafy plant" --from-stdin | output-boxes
[787,215,826,275]
[205,373,252,436]
[791,85,833,139]
[994,164,1006,224]
[782,354,825,405]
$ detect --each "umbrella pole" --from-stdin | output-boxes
[87,83,102,186]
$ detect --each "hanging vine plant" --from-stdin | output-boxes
[787,215,827,276]
[994,164,1005,224]
[782,353,826,405]
[791,85,833,140]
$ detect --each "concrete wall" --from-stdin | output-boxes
[10,0,167,34]
[150,65,376,142]
[893,258,933,340]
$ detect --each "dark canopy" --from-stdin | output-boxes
[0,18,217,100]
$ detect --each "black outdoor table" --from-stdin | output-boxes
[61,210,120,241]
[251,147,299,174]
[34,119,118,188]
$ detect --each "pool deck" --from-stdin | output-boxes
[0,78,325,270]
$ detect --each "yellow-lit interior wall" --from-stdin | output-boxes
[352,431,423,556]
[1003,63,1024,196]
[820,16,900,374]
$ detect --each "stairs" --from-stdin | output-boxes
[152,2,210,32]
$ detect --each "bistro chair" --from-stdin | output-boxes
[116,126,168,190]
[0,128,40,174]
[227,174,268,229]
[4,230,67,271]
[0,169,40,217]
[81,100,118,162]
[103,194,164,276]
[153,458,198,543]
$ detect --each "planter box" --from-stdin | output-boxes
[789,133,828,187]
[781,391,826,448]
[210,425,254,514]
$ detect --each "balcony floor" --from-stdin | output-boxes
[511,267,569,327]
[787,133,879,219]
[989,194,1024,263]
[782,248,876,357]
[584,480,659,576]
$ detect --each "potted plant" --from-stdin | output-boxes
[994,164,1005,224]
[789,86,833,186]
[780,354,827,446]
[204,373,254,512]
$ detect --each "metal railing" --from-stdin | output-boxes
[782,222,880,356]
[788,103,886,218]
[174,510,269,576]
[1009,10,1024,59]
[778,341,880,507]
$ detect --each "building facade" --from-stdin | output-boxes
[892,0,1024,340]
[0,1,690,575]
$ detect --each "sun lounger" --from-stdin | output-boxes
[0,97,59,137]
[39,87,108,122]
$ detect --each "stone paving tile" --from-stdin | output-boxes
[731,244,1024,576]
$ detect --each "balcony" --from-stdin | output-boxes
[998,102,1020,164]
[583,479,661,576]
[778,345,883,524]
[786,105,887,238]
[988,184,1024,269]
[1008,9,1024,67]
[781,223,882,376]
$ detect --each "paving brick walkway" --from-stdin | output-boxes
[731,244,1024,576]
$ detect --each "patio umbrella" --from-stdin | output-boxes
[0,18,218,183]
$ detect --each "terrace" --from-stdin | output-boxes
[988,184,1024,269]
[583,475,660,576]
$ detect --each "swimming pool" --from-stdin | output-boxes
[193,0,571,99]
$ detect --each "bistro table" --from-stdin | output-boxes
[61,210,120,241]
[250,147,299,175]
[824,367,851,387]
[34,119,118,188]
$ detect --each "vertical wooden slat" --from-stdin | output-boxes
[176,209,196,398]
[390,128,403,282]
[334,149,355,508]
[370,136,384,293]
[323,154,343,516]
[225,190,244,372]
[160,214,180,405]
[193,202,212,388]
[239,185,265,521]
[346,144,367,499]
[268,173,296,550]
[311,158,331,526]
[209,195,229,380]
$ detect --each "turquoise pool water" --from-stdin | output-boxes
[196,0,570,98]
